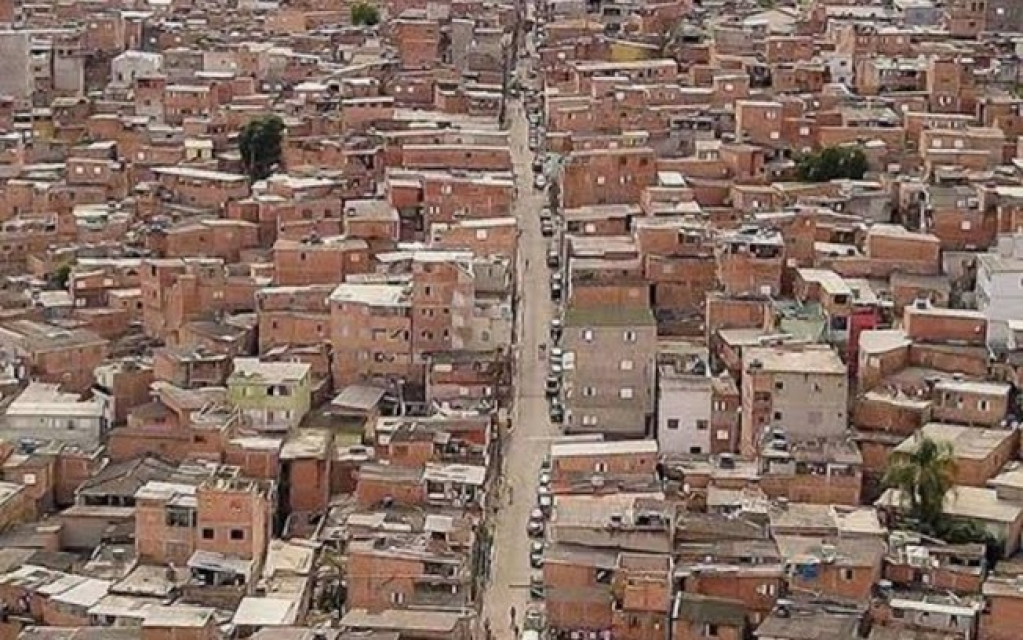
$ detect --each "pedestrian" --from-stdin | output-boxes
[512,625,519,638]
[508,484,514,505]
[510,606,517,627]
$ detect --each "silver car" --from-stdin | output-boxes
[527,508,545,537]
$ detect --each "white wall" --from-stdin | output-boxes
[657,376,712,455]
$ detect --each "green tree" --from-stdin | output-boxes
[883,436,957,530]
[795,145,869,182]
[351,2,380,26]
[49,263,72,290]
[239,115,285,182]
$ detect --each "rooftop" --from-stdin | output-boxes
[744,345,846,375]
[894,423,1013,460]
[563,305,656,328]
[229,358,311,385]
[328,283,411,307]
[551,438,657,460]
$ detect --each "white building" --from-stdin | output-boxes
[1,382,107,445]
[111,51,163,86]
[656,351,712,456]
[975,234,1023,349]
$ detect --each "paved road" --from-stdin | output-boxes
[482,60,559,640]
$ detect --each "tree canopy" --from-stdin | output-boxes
[49,263,72,290]
[351,2,381,26]
[239,115,284,182]
[883,436,957,530]
[795,145,869,182]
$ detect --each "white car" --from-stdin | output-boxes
[539,471,551,487]
[533,174,548,190]
[538,492,553,516]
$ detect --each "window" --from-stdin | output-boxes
[979,399,990,412]
[596,176,606,185]
[583,386,597,397]
[840,568,854,581]
[773,411,783,421]
[667,419,680,430]
[689,446,703,454]
[391,592,405,605]
[774,381,784,391]
[582,415,599,426]
[619,359,634,371]
[201,528,215,540]
[582,329,594,342]
[230,529,245,541]
[165,507,193,528]
[756,583,777,596]
[704,624,719,637]
[696,420,709,431]
[619,387,634,399]
[623,330,637,343]
[595,462,608,473]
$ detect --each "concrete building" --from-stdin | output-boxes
[111,51,164,86]
[227,359,312,432]
[562,306,657,438]
[0,31,32,101]
[657,351,713,456]
[976,235,1023,349]
[740,345,848,457]
[0,382,107,445]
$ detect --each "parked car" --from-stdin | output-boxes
[529,541,544,568]
[534,174,548,190]
[550,318,563,342]
[549,346,563,366]
[540,219,554,237]
[524,607,544,631]
[538,489,553,516]
[539,471,551,487]
[550,280,562,301]
[544,375,561,397]
[540,454,551,473]
[548,400,564,423]
[527,508,545,537]
[529,574,545,599]
[546,248,560,268]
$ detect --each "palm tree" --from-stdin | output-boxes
[883,435,957,530]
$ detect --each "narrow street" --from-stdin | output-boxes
[482,45,559,640]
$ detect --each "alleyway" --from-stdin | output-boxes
[481,46,559,640]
